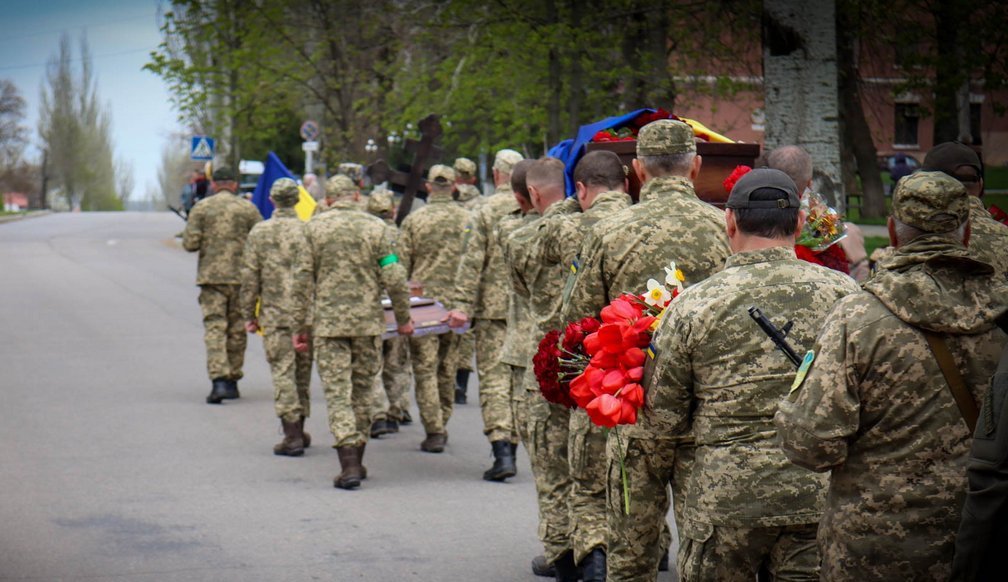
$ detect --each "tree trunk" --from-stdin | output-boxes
[567,0,584,138]
[932,0,966,144]
[546,0,562,146]
[837,2,885,218]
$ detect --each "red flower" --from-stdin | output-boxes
[533,330,577,409]
[561,317,601,354]
[723,165,752,194]
[585,391,639,428]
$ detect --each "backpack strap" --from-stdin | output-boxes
[921,330,979,434]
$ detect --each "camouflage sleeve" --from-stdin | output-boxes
[181,205,203,252]
[290,227,315,333]
[448,207,488,315]
[774,305,861,472]
[642,302,695,437]
[376,231,411,326]
[238,231,261,321]
[562,232,608,321]
[398,217,414,278]
[246,203,263,231]
[541,215,581,268]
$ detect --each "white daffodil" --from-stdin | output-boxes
[664,261,685,291]
[644,278,671,307]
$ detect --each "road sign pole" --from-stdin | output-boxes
[305,150,314,175]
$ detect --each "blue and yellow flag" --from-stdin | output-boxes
[251,151,317,223]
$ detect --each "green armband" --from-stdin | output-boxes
[379,253,399,267]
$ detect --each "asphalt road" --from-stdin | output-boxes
[0,212,677,582]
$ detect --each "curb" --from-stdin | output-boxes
[0,210,52,224]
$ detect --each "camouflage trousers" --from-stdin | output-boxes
[475,318,516,443]
[524,371,573,563]
[568,410,608,563]
[263,327,312,423]
[198,284,246,381]
[606,433,681,582]
[456,328,475,372]
[677,522,819,582]
[510,365,530,448]
[370,335,412,423]
[315,335,381,448]
[409,332,460,435]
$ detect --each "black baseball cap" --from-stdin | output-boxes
[922,142,982,181]
[726,168,800,209]
[212,166,236,182]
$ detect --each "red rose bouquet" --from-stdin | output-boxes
[533,317,601,409]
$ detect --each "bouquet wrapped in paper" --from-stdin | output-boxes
[796,190,846,251]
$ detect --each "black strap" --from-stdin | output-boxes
[922,331,979,433]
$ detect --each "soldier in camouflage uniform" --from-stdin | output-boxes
[399,165,471,453]
[775,171,1008,581]
[560,120,732,581]
[446,149,524,473]
[365,189,413,437]
[292,181,414,490]
[313,175,357,216]
[182,166,262,404]
[640,169,860,582]
[922,141,1008,276]
[238,178,314,456]
[452,157,482,405]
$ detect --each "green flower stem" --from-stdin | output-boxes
[614,427,631,515]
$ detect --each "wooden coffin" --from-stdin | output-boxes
[381,296,455,340]
[583,140,761,207]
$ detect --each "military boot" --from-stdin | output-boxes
[483,440,517,481]
[531,555,556,578]
[420,433,447,453]
[299,416,311,448]
[222,379,240,399]
[273,419,305,457]
[334,446,363,489]
[371,419,393,438]
[384,418,399,434]
[358,442,368,480]
[454,369,469,404]
[399,409,413,425]
[206,378,230,404]
[579,548,606,582]
[552,551,579,582]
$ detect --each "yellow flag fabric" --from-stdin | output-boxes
[295,186,317,222]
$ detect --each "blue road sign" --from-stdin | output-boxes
[191,136,215,161]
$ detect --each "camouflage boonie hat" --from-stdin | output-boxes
[212,166,236,181]
[337,162,364,184]
[892,171,969,233]
[493,149,524,174]
[454,157,477,179]
[270,178,299,207]
[367,189,395,216]
[427,164,456,185]
[325,174,357,197]
[636,119,696,157]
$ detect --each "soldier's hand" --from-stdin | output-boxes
[445,310,469,329]
[398,320,415,336]
[292,332,310,353]
[245,319,259,333]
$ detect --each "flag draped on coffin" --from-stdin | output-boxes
[548,108,651,196]
[251,151,317,221]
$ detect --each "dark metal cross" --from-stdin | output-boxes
[367,114,444,226]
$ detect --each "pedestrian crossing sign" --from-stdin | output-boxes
[190,136,215,161]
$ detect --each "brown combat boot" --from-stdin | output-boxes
[358,442,368,480]
[299,416,311,448]
[273,419,305,457]
[334,446,363,489]
[420,433,447,453]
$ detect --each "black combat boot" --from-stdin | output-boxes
[483,440,517,481]
[579,548,606,582]
[371,418,392,438]
[399,409,413,425]
[384,418,399,434]
[552,551,579,582]
[531,555,556,577]
[659,549,669,571]
[299,416,311,448]
[454,369,469,404]
[222,379,240,399]
[334,446,362,489]
[273,419,305,457]
[206,378,229,404]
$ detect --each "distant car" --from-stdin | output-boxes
[878,153,921,173]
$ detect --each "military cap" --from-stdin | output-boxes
[337,162,364,184]
[892,171,969,233]
[212,166,236,182]
[454,157,477,179]
[636,119,696,156]
[325,174,357,197]
[427,164,456,185]
[367,189,395,216]
[726,168,800,209]
[922,142,982,181]
[270,177,299,207]
[493,149,524,174]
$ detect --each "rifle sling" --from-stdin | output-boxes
[921,330,979,434]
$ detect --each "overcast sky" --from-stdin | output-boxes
[0,0,177,204]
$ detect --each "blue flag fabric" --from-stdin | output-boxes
[251,151,296,219]
[550,108,653,195]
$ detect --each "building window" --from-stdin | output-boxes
[894,103,919,147]
[970,103,982,145]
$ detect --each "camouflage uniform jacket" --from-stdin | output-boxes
[398,193,470,305]
[456,184,485,210]
[968,195,1008,276]
[775,235,1008,580]
[499,209,540,367]
[447,184,520,320]
[182,190,262,285]
[292,200,411,337]
[311,198,335,216]
[238,208,308,330]
[642,246,860,528]
[562,175,730,325]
